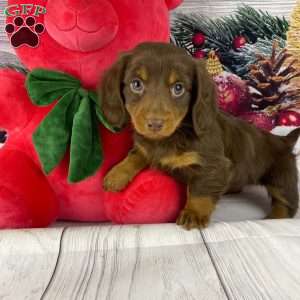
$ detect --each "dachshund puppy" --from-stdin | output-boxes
[98,42,300,229]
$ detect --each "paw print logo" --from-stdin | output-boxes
[5,16,45,48]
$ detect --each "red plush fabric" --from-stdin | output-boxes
[165,0,183,10]
[0,0,183,228]
[0,70,36,134]
[104,169,186,224]
[0,148,58,228]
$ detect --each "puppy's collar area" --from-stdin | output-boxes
[26,68,117,183]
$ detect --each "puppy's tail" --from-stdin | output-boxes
[283,127,300,147]
[286,127,300,146]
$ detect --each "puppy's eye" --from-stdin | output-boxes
[171,82,185,97]
[130,78,144,94]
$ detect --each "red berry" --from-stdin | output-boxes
[233,36,247,50]
[193,49,206,59]
[192,33,206,47]
[239,111,276,131]
[277,110,300,126]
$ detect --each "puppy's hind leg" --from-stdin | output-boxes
[263,154,299,219]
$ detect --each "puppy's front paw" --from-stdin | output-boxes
[176,209,211,230]
[103,168,131,192]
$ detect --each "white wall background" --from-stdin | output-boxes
[0,0,298,54]
[173,0,297,16]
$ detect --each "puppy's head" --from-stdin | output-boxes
[99,42,217,139]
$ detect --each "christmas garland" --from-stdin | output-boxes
[172,4,300,130]
[171,5,289,77]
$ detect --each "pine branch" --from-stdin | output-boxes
[0,63,28,74]
[0,51,28,74]
[223,37,286,77]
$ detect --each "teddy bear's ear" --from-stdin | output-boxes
[165,0,183,10]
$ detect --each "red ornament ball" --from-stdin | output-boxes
[192,32,206,47]
[214,72,250,116]
[239,111,276,131]
[277,110,300,126]
[193,49,206,59]
[233,36,247,50]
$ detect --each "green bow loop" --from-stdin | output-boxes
[26,68,116,183]
[26,69,81,105]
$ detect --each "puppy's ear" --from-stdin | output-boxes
[98,53,131,130]
[192,59,218,136]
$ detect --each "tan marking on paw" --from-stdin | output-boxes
[176,195,216,230]
[103,166,132,192]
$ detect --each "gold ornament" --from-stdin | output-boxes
[287,0,300,69]
[206,51,223,76]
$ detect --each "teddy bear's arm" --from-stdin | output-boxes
[0,68,36,134]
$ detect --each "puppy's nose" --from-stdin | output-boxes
[147,119,164,132]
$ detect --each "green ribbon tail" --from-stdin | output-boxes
[68,95,103,183]
[33,89,78,174]
[89,91,120,133]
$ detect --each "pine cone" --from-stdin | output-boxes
[247,41,300,110]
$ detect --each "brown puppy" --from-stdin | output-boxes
[98,42,300,229]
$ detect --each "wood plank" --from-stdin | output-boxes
[0,1,7,43]
[0,1,16,54]
[202,219,300,299]
[43,224,227,300]
[0,227,64,300]
[174,0,297,18]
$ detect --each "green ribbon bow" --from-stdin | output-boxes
[26,68,117,183]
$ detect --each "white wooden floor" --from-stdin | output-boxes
[1,220,300,300]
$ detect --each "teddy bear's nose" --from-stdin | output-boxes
[44,0,119,52]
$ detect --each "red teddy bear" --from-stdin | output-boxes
[0,0,184,228]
